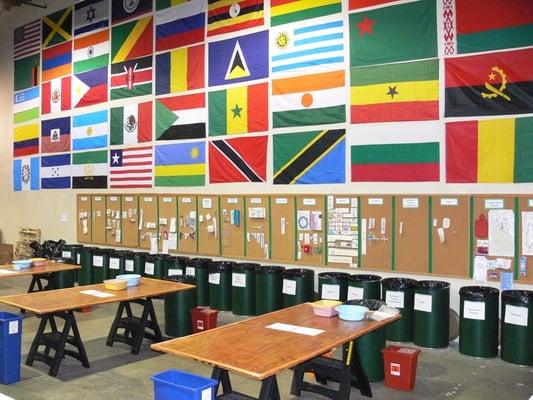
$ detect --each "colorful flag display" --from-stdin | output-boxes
[13,123,39,157]
[156,94,205,141]
[208,30,268,87]
[446,117,533,183]
[208,83,267,136]
[111,101,152,144]
[41,117,71,153]
[74,0,109,37]
[156,0,188,11]
[42,41,72,82]
[13,87,40,124]
[208,0,264,37]
[109,146,153,188]
[154,141,205,186]
[349,0,437,67]
[73,30,110,74]
[41,153,71,189]
[445,48,533,117]
[14,20,40,59]
[72,150,108,188]
[349,0,397,10]
[156,0,205,51]
[14,53,39,91]
[42,77,71,114]
[272,70,346,128]
[72,110,108,150]
[112,0,153,24]
[270,16,344,76]
[156,44,204,95]
[273,129,345,185]
[111,16,153,63]
[110,56,152,99]
[42,7,72,48]
[72,66,108,108]
[350,59,439,123]
[13,157,40,191]
[271,0,341,26]
[209,136,267,183]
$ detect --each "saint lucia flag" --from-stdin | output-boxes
[13,156,40,191]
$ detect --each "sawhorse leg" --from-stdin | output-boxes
[211,367,280,400]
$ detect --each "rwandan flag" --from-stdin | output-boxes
[154,141,205,187]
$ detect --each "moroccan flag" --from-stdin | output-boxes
[154,141,205,187]
[350,59,439,123]
[42,41,72,82]
[13,123,39,157]
[110,146,153,188]
[111,16,153,63]
[271,0,341,26]
[112,0,153,24]
[42,7,72,48]
[110,56,153,99]
[349,0,437,67]
[41,117,71,153]
[74,0,109,37]
[156,0,205,51]
[13,156,40,191]
[73,30,110,73]
[156,44,204,95]
[41,76,71,114]
[208,30,268,87]
[208,0,264,37]
[72,110,108,150]
[272,70,346,128]
[209,136,267,183]
[13,87,40,124]
[72,66,108,108]
[445,48,533,117]
[208,83,267,136]
[156,93,206,141]
[41,153,71,189]
[349,0,397,10]
[156,0,189,11]
[273,129,345,185]
[454,0,533,54]
[446,117,533,183]
[14,19,41,59]
[72,150,108,189]
[111,101,152,145]
[350,122,440,182]
[14,53,39,91]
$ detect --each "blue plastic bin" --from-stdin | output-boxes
[151,369,218,400]
[0,312,22,384]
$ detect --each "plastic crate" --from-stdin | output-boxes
[0,312,22,384]
[151,369,218,400]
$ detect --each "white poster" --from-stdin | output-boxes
[521,211,533,256]
[488,209,514,257]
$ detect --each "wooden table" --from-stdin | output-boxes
[0,261,80,293]
[152,303,400,400]
[0,278,194,377]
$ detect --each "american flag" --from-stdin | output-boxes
[13,20,41,59]
[109,146,153,188]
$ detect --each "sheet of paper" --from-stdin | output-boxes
[495,258,512,269]
[265,323,324,336]
[170,217,177,233]
[473,256,488,282]
[80,290,115,298]
[297,210,310,231]
[488,209,514,257]
[0,270,17,275]
[310,211,322,231]
[292,326,325,336]
[521,211,533,255]
[168,232,178,250]
[162,240,169,254]
[266,323,297,332]
[150,237,158,254]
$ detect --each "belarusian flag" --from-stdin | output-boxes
[110,101,152,145]
[156,93,206,141]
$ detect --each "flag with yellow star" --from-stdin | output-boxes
[72,66,108,108]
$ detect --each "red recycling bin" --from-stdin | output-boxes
[382,345,421,391]
[190,308,219,333]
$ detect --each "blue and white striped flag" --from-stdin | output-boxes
[72,109,108,151]
[41,153,71,189]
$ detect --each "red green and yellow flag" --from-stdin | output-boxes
[271,0,341,26]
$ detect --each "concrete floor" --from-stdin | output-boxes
[0,276,532,400]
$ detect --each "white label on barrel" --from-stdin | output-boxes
[168,269,182,276]
[386,291,404,308]
[347,286,364,301]
[209,273,220,285]
[9,320,18,335]
[201,388,212,400]
[282,279,296,295]
[390,363,401,376]
[232,273,246,287]
[463,301,485,320]
[414,293,432,313]
[62,250,72,258]
[145,262,155,275]
[77,254,81,264]
[504,305,528,327]
[186,267,195,276]
[109,258,120,270]
[93,255,103,267]
[125,260,134,272]
[321,284,340,300]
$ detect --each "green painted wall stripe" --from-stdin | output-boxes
[514,197,520,280]
[324,195,328,265]
[391,196,396,271]
[268,197,272,260]
[195,196,199,253]
[218,196,222,255]
[357,196,362,269]
[294,197,298,261]
[469,196,474,278]
[428,196,433,273]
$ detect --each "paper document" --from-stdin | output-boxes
[0,270,17,275]
[80,290,116,298]
[266,323,324,336]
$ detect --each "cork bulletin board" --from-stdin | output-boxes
[296,195,325,266]
[270,195,296,263]
[177,195,197,254]
[220,195,245,258]
[326,195,359,268]
[121,195,139,248]
[138,195,158,251]
[105,195,121,246]
[359,195,393,271]
[518,195,533,284]
[158,195,177,253]
[91,195,106,245]
[77,194,91,243]
[198,195,220,256]
[245,195,270,260]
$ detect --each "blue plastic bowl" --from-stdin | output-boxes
[116,274,141,287]
[335,305,369,321]
[13,260,32,269]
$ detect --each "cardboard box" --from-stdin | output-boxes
[0,244,14,265]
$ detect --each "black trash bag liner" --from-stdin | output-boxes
[29,241,44,257]
[348,274,382,282]
[165,275,197,285]
[416,280,450,290]
[345,299,386,311]
[256,265,285,274]
[209,261,235,273]
[318,272,351,280]
[381,277,417,290]
[233,262,260,271]
[501,290,533,305]
[30,239,66,258]
[283,268,314,278]
[459,286,499,299]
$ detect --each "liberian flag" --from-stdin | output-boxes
[72,66,108,108]
[109,146,153,188]
[42,76,71,114]
[155,0,206,51]
[155,93,206,141]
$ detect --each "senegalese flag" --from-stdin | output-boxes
[272,70,345,129]
[446,117,533,183]
[156,93,206,141]
[156,0,205,51]
[42,7,72,48]
[154,141,205,187]
[156,44,204,95]
[349,0,397,10]
[349,0,437,67]
[73,29,109,73]
[208,83,267,136]
[13,123,39,157]
[72,149,107,188]
[273,129,345,185]
[351,59,439,123]
[156,0,189,11]
[208,0,264,37]
[271,0,341,26]
[13,87,40,124]
[111,16,153,63]
[14,53,39,91]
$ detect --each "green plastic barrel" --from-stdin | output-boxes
[188,258,212,306]
[133,252,149,275]
[50,257,76,289]
[61,244,83,265]
[459,286,499,358]
[318,272,350,301]
[347,274,382,301]
[144,254,166,279]
[413,280,450,348]
[381,278,417,342]
[164,275,197,337]
[501,290,533,365]
[209,261,235,311]
[255,266,285,315]
[123,252,136,274]
[232,263,259,316]
[165,256,189,277]
[91,248,110,284]
[282,269,315,307]
[79,246,97,286]
[107,250,134,279]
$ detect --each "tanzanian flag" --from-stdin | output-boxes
[154,141,205,187]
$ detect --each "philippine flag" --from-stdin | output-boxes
[72,66,108,108]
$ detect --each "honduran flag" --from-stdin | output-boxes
[42,76,71,114]
[40,153,71,189]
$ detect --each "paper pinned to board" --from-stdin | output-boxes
[488,209,514,257]
[521,211,533,255]
[473,256,488,282]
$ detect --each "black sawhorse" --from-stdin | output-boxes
[106,298,164,354]
[211,367,281,400]
[26,310,90,377]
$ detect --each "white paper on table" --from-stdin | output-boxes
[266,323,297,332]
[496,258,512,269]
[488,209,514,257]
[282,279,296,295]
[80,290,115,298]
[463,301,485,321]
[265,323,324,336]
[0,270,17,275]
[150,237,158,254]
[473,256,488,282]
[504,304,528,327]
[521,211,533,255]
[321,284,340,300]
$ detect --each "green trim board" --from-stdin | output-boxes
[428,196,433,273]
[391,196,396,271]
[469,196,474,278]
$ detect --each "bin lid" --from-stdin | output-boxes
[256,265,285,274]
[283,268,314,278]
[348,274,382,282]
[82,246,100,253]
[381,277,417,289]
[133,251,150,259]
[209,261,235,272]
[145,254,167,261]
[64,244,84,250]
[92,248,110,255]
[111,250,135,257]
[459,286,499,299]
[345,299,385,311]
[190,258,212,267]
[501,290,533,304]
[416,280,450,290]
[233,262,260,271]
[165,275,197,285]
[318,272,351,279]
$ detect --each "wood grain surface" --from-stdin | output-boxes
[0,261,80,278]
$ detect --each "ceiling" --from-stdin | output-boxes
[0,0,47,15]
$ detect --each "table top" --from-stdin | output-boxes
[0,261,80,278]
[152,303,400,380]
[0,278,194,314]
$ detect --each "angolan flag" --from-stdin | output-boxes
[109,145,153,188]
